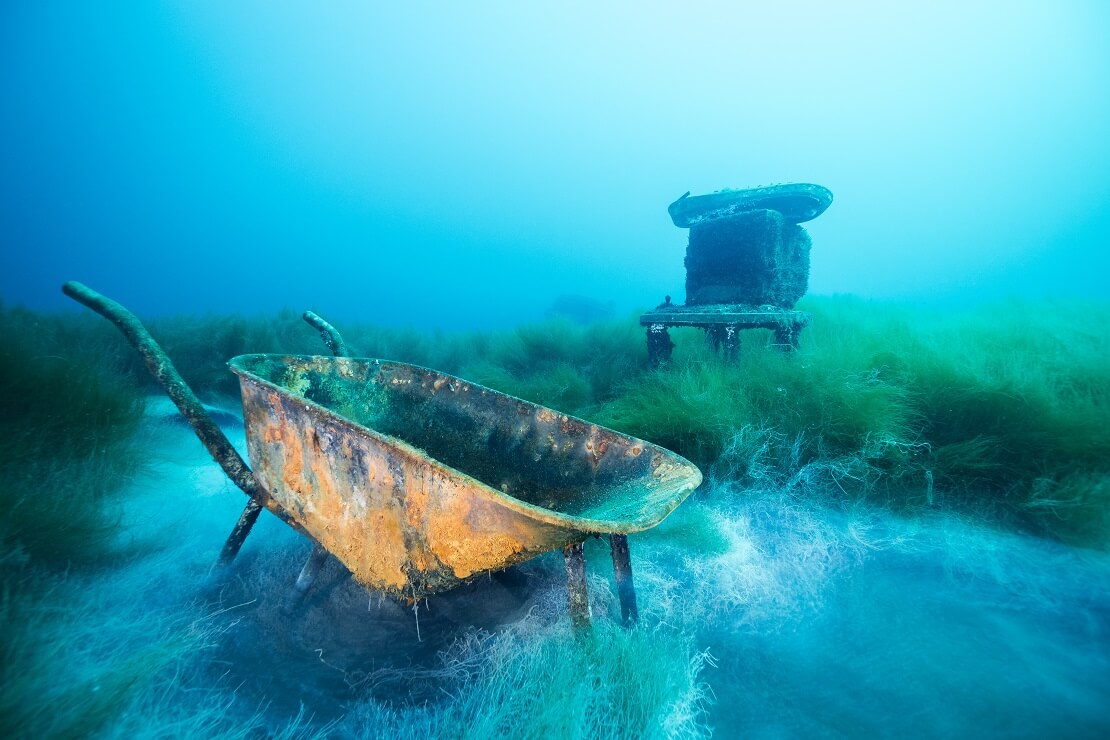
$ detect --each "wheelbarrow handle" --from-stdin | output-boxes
[302,310,349,357]
[61,280,261,500]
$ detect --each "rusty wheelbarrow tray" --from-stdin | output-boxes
[230,354,702,613]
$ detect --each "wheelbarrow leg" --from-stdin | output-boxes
[285,544,331,612]
[563,541,590,629]
[210,499,264,576]
[609,534,639,627]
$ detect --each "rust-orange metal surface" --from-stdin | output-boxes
[230,354,702,599]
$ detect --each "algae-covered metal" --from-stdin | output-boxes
[230,354,702,599]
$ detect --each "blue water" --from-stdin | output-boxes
[3,3,1110,324]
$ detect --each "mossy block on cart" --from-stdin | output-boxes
[684,208,811,308]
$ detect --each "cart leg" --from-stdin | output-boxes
[704,325,720,353]
[646,323,673,369]
[774,321,802,351]
[722,323,741,362]
[705,324,741,361]
[285,544,330,612]
[609,534,639,627]
[564,541,590,629]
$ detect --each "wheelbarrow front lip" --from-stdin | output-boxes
[229,353,703,535]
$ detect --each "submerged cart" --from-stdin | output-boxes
[64,282,702,626]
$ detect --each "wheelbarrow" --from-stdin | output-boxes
[62,282,702,627]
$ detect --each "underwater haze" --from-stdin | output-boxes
[3,2,1110,739]
[2,1,1110,326]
